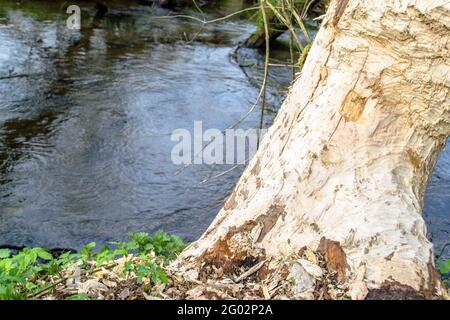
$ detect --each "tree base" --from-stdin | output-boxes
[169,254,447,300]
[169,236,448,300]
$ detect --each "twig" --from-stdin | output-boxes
[288,0,296,80]
[438,242,450,258]
[264,0,303,51]
[313,13,326,21]
[257,0,270,149]
[192,0,205,19]
[291,5,312,43]
[301,0,319,19]
[268,63,299,68]
[235,260,266,282]
[0,74,29,80]
[199,163,246,185]
[153,6,261,25]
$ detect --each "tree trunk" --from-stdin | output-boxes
[174,0,450,299]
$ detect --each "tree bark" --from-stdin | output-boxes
[174,0,450,299]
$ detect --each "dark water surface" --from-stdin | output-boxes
[0,0,448,258]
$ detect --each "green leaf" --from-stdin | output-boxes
[438,260,450,274]
[0,249,11,259]
[33,248,53,261]
[25,282,38,290]
[84,242,96,252]
[80,242,96,262]
[68,293,91,300]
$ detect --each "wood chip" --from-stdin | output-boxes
[262,285,271,299]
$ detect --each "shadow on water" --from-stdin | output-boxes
[0,0,448,259]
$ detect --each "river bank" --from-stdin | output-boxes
[0,229,448,300]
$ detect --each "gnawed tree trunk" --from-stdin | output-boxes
[173,0,450,299]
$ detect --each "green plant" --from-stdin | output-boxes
[0,230,186,300]
[435,244,449,288]
[118,231,185,286]
[115,231,186,259]
[0,247,56,299]
[0,249,11,259]
[438,260,450,274]
[92,246,127,267]
[45,251,77,275]
[437,259,450,287]
[141,230,186,259]
[127,254,168,286]
[78,242,96,265]
[68,293,91,300]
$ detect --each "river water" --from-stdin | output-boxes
[0,0,448,259]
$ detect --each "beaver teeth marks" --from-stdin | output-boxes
[255,204,287,243]
[199,204,287,275]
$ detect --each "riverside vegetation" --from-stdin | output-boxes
[0,231,186,299]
